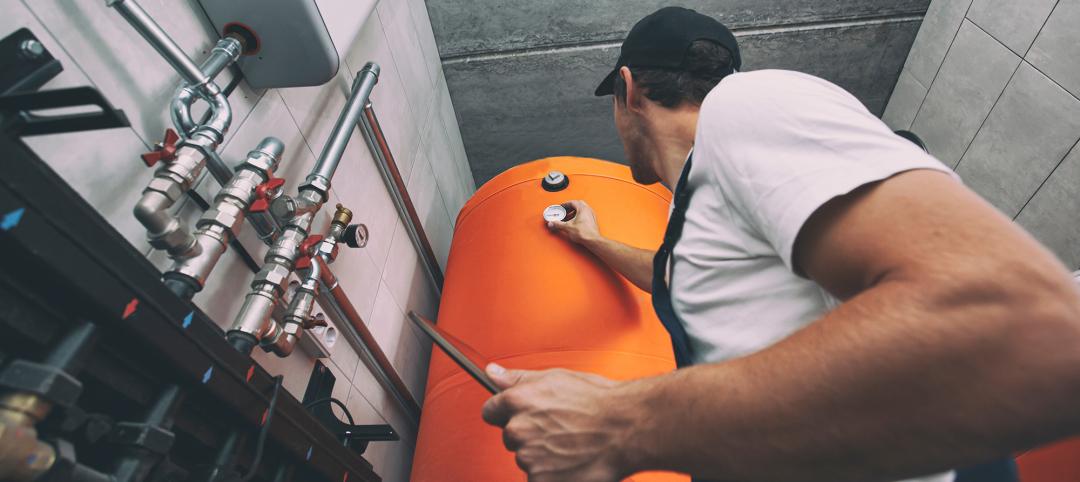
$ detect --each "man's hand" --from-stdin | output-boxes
[547,200,602,245]
[481,363,640,481]
[545,200,656,292]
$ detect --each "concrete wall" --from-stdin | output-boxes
[883,0,1080,270]
[426,0,931,185]
[5,0,476,479]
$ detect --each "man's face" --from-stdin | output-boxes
[613,96,661,185]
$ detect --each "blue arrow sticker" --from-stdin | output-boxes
[306,446,313,461]
[182,312,193,329]
[201,366,213,384]
[1,208,25,231]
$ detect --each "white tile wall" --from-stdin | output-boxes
[10,0,475,479]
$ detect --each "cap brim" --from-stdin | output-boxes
[594,68,619,96]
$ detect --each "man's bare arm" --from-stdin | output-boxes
[483,171,1080,482]
[548,200,655,292]
[615,170,1080,480]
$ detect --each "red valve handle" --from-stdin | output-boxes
[294,235,325,270]
[140,129,180,167]
[249,176,285,213]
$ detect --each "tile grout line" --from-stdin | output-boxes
[1022,0,1061,58]
[911,1,977,129]
[1012,136,1080,221]
[1023,60,1080,104]
[951,20,1023,171]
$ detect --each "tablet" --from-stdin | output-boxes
[408,312,501,394]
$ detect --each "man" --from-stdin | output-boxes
[480,6,1080,482]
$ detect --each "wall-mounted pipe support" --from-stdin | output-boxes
[359,103,444,294]
[164,137,284,299]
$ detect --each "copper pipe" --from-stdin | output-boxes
[313,255,422,423]
[359,104,444,294]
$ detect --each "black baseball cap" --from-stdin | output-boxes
[594,7,741,96]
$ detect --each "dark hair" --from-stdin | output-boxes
[614,40,734,108]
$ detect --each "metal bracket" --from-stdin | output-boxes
[0,86,130,136]
[301,361,398,455]
[0,28,62,96]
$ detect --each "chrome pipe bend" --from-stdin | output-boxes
[171,83,232,145]
[170,85,198,135]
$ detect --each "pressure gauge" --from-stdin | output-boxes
[543,204,576,222]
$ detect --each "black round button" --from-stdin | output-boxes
[541,171,569,192]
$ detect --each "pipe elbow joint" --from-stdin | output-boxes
[171,86,198,135]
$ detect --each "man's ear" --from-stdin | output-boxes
[618,66,641,112]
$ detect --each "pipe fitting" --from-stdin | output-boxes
[134,191,199,257]
[167,138,284,293]
[0,394,57,482]
[170,38,240,142]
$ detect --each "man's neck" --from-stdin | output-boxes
[650,108,700,189]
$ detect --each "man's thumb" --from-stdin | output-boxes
[486,363,529,389]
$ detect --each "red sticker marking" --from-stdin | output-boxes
[246,365,255,382]
[261,409,269,426]
[343,472,349,482]
[122,298,139,320]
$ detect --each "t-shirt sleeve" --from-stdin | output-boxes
[696,71,958,272]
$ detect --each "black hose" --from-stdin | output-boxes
[240,375,282,482]
[303,397,356,426]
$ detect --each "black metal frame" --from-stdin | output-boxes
[301,361,398,456]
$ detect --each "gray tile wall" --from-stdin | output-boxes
[6,0,475,478]
[429,0,930,185]
[883,0,1080,270]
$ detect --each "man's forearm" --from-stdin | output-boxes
[615,275,1080,481]
[582,237,655,292]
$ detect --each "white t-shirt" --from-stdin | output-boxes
[669,70,956,482]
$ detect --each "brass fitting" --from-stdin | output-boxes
[0,393,57,481]
[332,203,353,227]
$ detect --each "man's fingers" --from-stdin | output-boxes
[547,220,569,232]
[482,392,514,427]
[562,199,588,211]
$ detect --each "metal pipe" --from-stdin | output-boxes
[106,0,209,87]
[200,36,242,81]
[359,104,445,294]
[227,197,319,355]
[314,256,422,424]
[171,36,240,143]
[304,63,380,198]
[166,138,284,298]
[170,87,198,135]
[229,65,384,353]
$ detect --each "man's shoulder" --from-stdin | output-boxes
[702,70,856,114]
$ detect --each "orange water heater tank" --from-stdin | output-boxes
[410,157,688,481]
